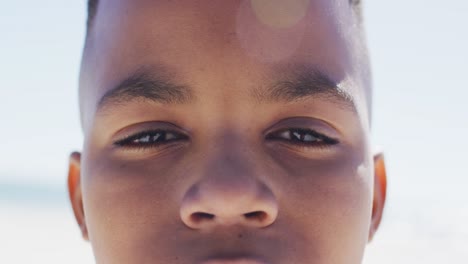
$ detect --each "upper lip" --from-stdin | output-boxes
[200,256,268,264]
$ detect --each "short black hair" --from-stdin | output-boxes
[87,0,99,32]
[86,0,362,34]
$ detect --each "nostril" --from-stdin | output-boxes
[190,212,215,224]
[180,181,278,229]
[244,211,267,222]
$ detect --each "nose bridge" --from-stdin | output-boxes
[200,129,260,189]
[180,134,278,229]
[206,140,256,188]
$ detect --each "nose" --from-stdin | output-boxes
[180,167,278,229]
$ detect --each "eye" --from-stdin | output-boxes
[266,128,339,146]
[114,130,188,148]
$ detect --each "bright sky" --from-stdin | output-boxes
[0,1,84,185]
[0,0,467,263]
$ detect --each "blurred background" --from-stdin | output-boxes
[0,0,467,263]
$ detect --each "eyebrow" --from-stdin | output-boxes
[255,68,356,112]
[97,66,356,113]
[97,69,194,111]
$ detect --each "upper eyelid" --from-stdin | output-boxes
[267,125,336,137]
[111,121,190,142]
[108,121,190,145]
[262,117,341,138]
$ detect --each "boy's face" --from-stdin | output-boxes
[68,0,386,263]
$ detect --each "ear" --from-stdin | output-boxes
[368,153,387,242]
[67,152,89,241]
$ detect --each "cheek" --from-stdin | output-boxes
[80,150,187,263]
[271,150,373,263]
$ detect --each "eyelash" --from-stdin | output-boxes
[114,128,338,149]
[266,128,339,147]
[114,130,188,149]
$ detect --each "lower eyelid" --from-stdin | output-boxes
[112,140,190,157]
[270,140,341,159]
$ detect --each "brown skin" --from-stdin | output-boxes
[68,0,386,263]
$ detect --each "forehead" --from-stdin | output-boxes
[80,0,368,128]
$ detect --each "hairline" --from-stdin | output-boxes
[85,0,363,37]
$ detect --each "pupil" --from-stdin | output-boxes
[291,130,319,142]
[153,133,162,141]
[303,134,317,142]
[292,131,301,140]
[134,132,164,144]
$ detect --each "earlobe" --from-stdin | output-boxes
[67,152,89,241]
[368,153,387,242]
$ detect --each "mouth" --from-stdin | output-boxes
[200,257,268,264]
